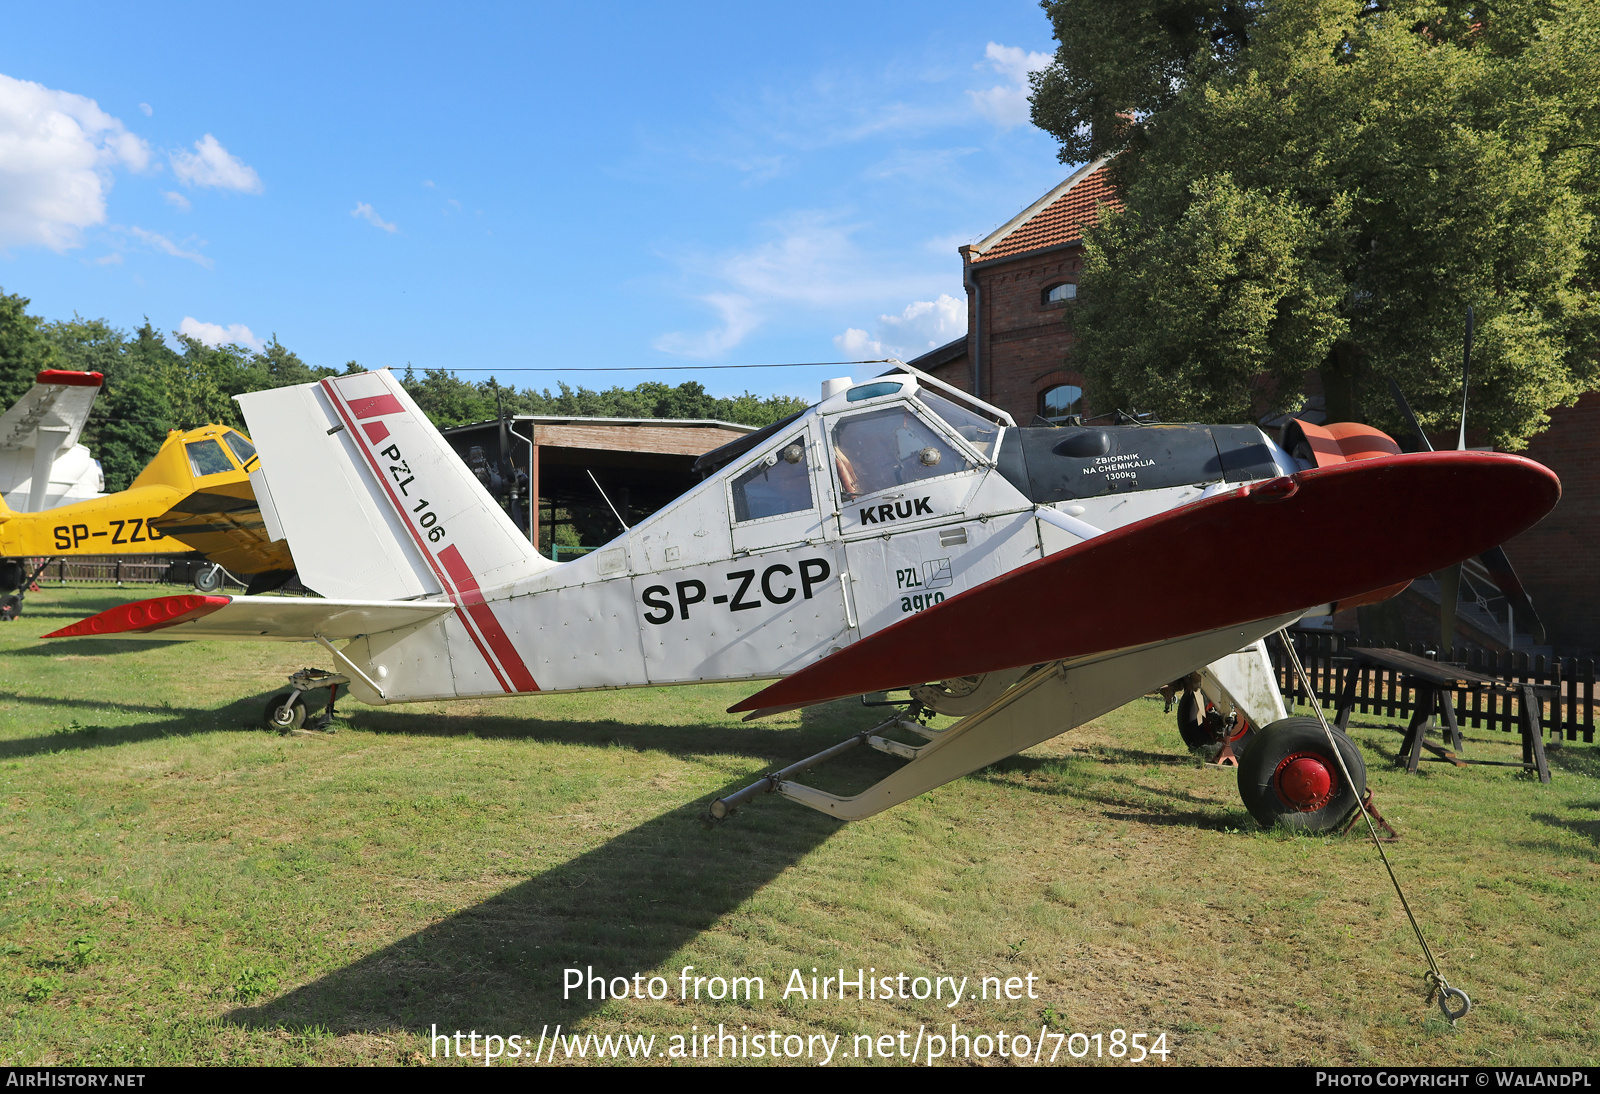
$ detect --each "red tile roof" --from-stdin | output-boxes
[973,161,1122,264]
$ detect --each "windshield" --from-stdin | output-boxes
[222,430,257,466]
[830,405,966,501]
[916,390,999,457]
[186,439,235,477]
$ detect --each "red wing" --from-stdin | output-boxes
[731,451,1559,714]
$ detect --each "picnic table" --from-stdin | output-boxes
[1331,646,1552,783]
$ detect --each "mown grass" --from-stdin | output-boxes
[0,586,1596,1066]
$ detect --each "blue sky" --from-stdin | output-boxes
[0,2,1075,400]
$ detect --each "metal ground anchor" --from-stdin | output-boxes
[1425,971,1472,1023]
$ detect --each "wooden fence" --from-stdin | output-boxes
[24,556,190,585]
[23,556,270,590]
[1271,631,1596,743]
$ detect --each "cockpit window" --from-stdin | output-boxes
[830,406,966,501]
[186,439,235,477]
[222,430,257,466]
[916,390,999,457]
[732,436,813,522]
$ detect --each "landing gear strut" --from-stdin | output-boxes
[1170,672,1254,764]
[265,668,348,732]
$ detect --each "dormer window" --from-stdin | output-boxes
[1043,282,1077,305]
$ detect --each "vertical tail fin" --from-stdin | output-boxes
[237,370,554,603]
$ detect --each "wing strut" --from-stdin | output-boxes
[713,614,1298,822]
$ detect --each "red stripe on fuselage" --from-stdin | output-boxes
[319,378,513,693]
[439,545,539,693]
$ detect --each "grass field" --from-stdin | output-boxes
[0,586,1596,1067]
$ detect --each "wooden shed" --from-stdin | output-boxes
[441,416,754,554]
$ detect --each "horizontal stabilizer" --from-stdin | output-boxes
[732,451,1560,714]
[0,370,106,511]
[45,594,454,641]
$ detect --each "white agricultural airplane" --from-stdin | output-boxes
[48,366,1559,832]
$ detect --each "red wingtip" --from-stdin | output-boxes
[44,595,231,638]
[35,370,104,388]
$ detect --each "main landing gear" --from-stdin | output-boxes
[265,668,349,733]
[0,559,54,622]
[1236,717,1367,832]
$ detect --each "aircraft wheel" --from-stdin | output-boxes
[1176,692,1254,753]
[0,560,23,592]
[1237,717,1366,832]
[1175,691,1211,749]
[0,593,20,622]
[265,692,306,732]
[194,564,224,593]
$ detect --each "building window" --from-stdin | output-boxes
[1040,384,1083,424]
[1043,282,1077,305]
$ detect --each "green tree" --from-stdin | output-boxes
[0,290,57,409]
[1030,0,1600,447]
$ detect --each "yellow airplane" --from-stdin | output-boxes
[0,421,295,620]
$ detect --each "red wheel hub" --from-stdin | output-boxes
[1273,751,1336,811]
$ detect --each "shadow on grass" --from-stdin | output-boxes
[0,694,271,759]
[3,592,159,620]
[224,766,848,1035]
[1548,745,1600,780]
[316,693,885,767]
[1531,812,1600,848]
[0,692,872,770]
[961,749,1253,833]
[1099,808,1253,830]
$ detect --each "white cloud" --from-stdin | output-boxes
[162,189,190,211]
[653,294,762,358]
[170,133,262,192]
[833,294,966,363]
[138,102,152,116]
[0,72,151,251]
[178,316,263,350]
[91,252,123,266]
[967,42,1052,129]
[351,201,398,233]
[127,225,211,268]
[654,212,945,359]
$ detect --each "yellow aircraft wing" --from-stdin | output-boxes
[146,475,295,580]
[0,424,296,616]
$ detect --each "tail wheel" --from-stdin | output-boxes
[1237,717,1367,832]
[1176,692,1255,753]
[264,692,306,732]
[194,564,224,593]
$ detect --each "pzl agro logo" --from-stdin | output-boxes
[858,496,933,525]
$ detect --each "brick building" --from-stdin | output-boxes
[910,157,1120,427]
[1501,393,1600,652]
[909,160,1599,655]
